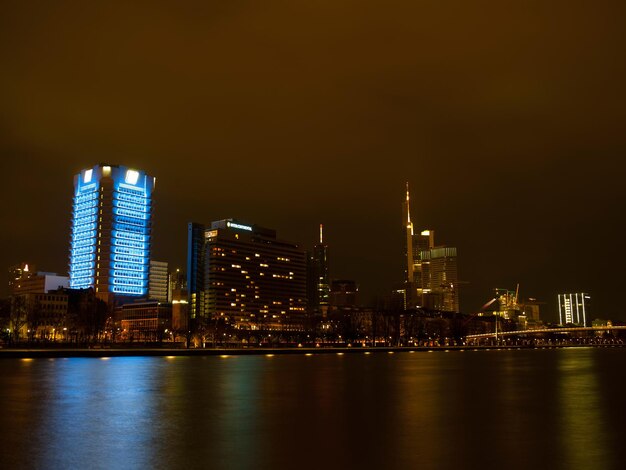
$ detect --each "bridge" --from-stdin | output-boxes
[466,325,626,340]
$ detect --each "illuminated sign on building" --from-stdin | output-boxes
[227,221,253,232]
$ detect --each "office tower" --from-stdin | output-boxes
[312,224,330,312]
[148,260,169,302]
[558,293,591,326]
[401,183,460,312]
[69,164,155,300]
[413,229,435,306]
[403,183,414,284]
[187,219,306,328]
[187,222,206,319]
[421,247,459,312]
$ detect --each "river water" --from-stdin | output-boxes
[0,348,624,470]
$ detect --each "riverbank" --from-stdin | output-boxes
[0,343,623,358]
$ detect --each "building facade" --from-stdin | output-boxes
[558,293,591,326]
[11,270,69,295]
[148,260,169,302]
[187,219,307,329]
[307,224,330,315]
[115,300,172,341]
[69,164,155,301]
[8,262,36,292]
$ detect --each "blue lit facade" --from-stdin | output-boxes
[69,164,155,298]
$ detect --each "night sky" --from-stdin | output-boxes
[1,1,625,321]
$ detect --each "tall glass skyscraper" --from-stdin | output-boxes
[69,164,155,298]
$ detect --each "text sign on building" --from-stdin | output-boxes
[227,221,253,232]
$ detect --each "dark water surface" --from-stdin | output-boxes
[0,348,624,470]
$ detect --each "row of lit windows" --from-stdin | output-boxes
[113,254,144,264]
[113,270,146,279]
[112,230,147,242]
[73,216,97,230]
[113,267,146,277]
[115,208,149,220]
[114,238,145,249]
[71,253,95,264]
[71,238,96,249]
[73,200,98,212]
[70,275,93,284]
[113,223,148,235]
[117,184,145,196]
[74,192,98,203]
[114,200,148,213]
[70,271,94,281]
[74,207,98,219]
[72,245,95,256]
[73,230,96,242]
[112,277,145,286]
[112,286,144,295]
[114,215,147,229]
[73,222,97,235]
[115,192,148,205]
[112,246,146,257]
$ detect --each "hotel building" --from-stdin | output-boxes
[187,219,307,329]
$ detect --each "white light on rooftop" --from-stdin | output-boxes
[125,169,139,185]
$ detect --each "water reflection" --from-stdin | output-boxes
[0,350,624,469]
[558,349,610,469]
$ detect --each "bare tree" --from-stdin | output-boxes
[9,295,28,344]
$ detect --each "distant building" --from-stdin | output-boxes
[8,262,36,291]
[23,289,69,339]
[187,219,307,329]
[11,270,69,295]
[68,164,156,302]
[115,300,172,341]
[421,247,459,312]
[401,183,460,312]
[168,268,188,332]
[558,293,591,326]
[169,268,187,292]
[148,260,169,302]
[522,298,541,322]
[187,222,206,319]
[307,224,329,315]
[330,280,358,309]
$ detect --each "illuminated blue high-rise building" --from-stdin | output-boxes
[69,164,156,300]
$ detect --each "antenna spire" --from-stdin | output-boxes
[319,223,323,244]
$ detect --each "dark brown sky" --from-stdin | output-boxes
[1,0,625,321]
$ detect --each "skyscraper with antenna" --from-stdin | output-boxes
[308,224,330,315]
[402,183,459,312]
[403,182,414,284]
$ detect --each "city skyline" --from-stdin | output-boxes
[2,1,625,322]
[1,163,618,325]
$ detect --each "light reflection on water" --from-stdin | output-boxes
[0,349,624,470]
